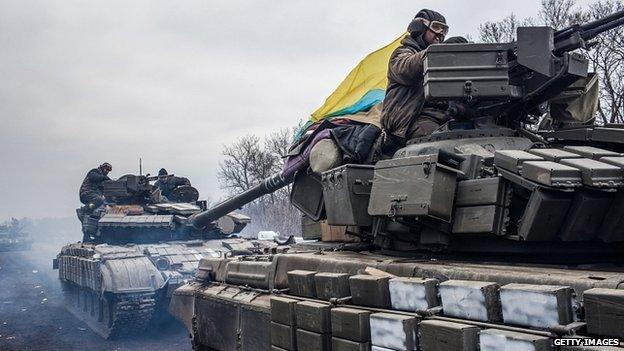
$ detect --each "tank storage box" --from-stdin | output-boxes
[558,189,613,241]
[349,275,391,308]
[528,148,582,162]
[563,145,620,160]
[301,214,322,240]
[296,329,331,351]
[271,322,298,350]
[583,288,624,338]
[600,192,624,242]
[331,307,372,342]
[320,221,361,243]
[423,43,521,101]
[494,150,544,173]
[599,156,624,168]
[559,158,623,187]
[369,312,418,350]
[291,171,325,221]
[452,205,508,235]
[479,329,553,351]
[439,280,502,322]
[314,272,351,300]
[225,261,274,289]
[322,164,375,226]
[522,161,582,187]
[192,285,271,351]
[271,296,298,326]
[418,320,480,351]
[295,301,332,334]
[368,154,458,221]
[388,277,439,312]
[454,177,508,207]
[287,270,317,298]
[331,337,371,351]
[516,189,573,241]
[499,284,575,329]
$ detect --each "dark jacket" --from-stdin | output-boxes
[380,34,430,140]
[155,176,191,198]
[380,11,450,141]
[79,168,110,198]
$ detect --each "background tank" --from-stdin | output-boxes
[0,218,31,252]
[174,12,624,351]
[53,173,280,339]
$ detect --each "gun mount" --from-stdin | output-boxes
[424,10,624,126]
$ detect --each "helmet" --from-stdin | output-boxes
[407,9,448,39]
[158,168,168,176]
[100,162,112,172]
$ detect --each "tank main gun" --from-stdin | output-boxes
[189,173,293,229]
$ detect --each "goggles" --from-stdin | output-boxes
[419,18,449,36]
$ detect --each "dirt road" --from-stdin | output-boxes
[0,248,192,351]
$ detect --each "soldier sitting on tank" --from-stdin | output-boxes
[154,168,191,200]
[379,9,454,155]
[79,162,112,209]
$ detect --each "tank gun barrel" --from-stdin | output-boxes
[190,173,292,229]
[554,9,624,41]
[553,10,624,53]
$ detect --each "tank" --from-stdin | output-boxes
[172,11,624,351]
[52,173,283,339]
[0,218,31,252]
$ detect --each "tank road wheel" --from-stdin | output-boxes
[61,282,156,339]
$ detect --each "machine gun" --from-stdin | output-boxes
[101,174,155,205]
[423,10,624,126]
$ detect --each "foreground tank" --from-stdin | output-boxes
[53,174,277,339]
[173,11,624,351]
[0,219,31,252]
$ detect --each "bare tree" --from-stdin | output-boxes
[478,14,534,43]
[539,0,586,29]
[585,0,624,123]
[217,129,302,237]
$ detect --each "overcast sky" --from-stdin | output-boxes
[0,0,593,220]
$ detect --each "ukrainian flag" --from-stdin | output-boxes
[296,33,405,139]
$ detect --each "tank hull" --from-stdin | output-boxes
[173,250,624,350]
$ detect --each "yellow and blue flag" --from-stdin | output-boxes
[296,33,405,139]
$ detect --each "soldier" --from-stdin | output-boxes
[79,162,112,208]
[379,9,450,154]
[154,168,191,200]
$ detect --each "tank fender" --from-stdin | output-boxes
[100,256,166,294]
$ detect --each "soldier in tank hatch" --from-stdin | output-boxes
[79,162,112,208]
[154,168,191,200]
[379,9,452,154]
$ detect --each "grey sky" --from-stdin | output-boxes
[0,0,589,220]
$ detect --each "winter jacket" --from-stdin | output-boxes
[79,168,110,198]
[155,176,191,198]
[380,23,452,140]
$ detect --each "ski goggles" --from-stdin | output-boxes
[419,18,449,36]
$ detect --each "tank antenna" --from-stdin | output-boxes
[139,157,142,176]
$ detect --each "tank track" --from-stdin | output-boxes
[61,281,155,339]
